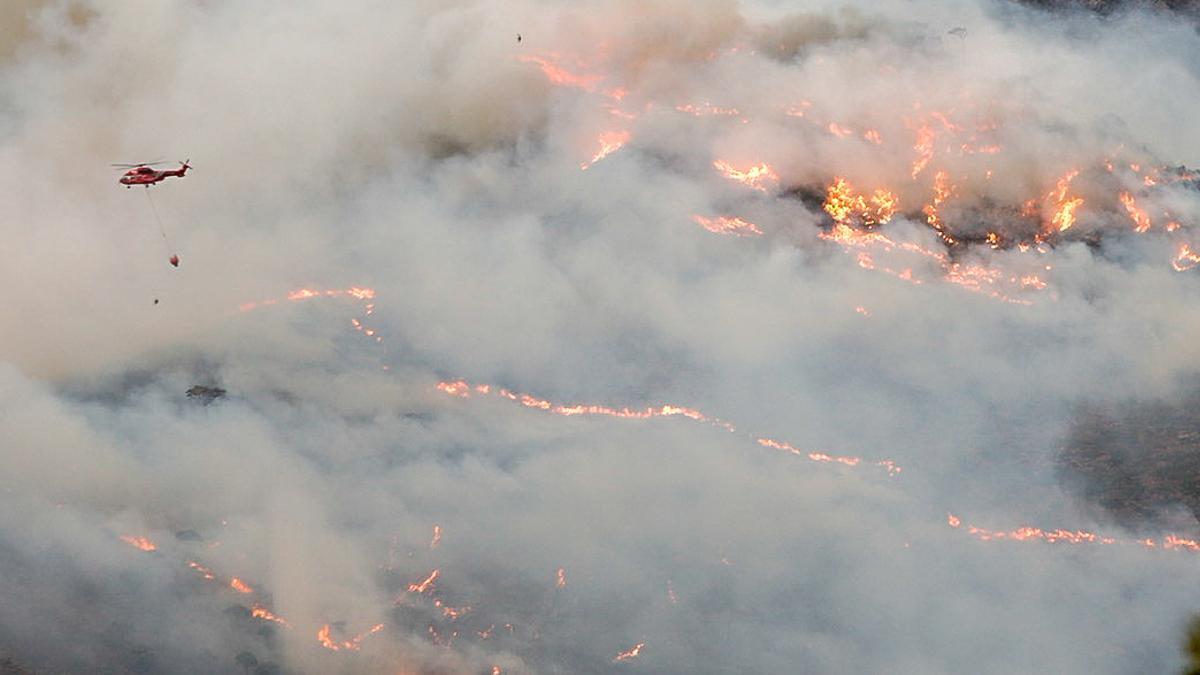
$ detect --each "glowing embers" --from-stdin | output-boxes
[316,623,385,652]
[712,160,779,193]
[823,178,898,227]
[613,641,645,663]
[691,215,763,237]
[946,513,1200,551]
[581,130,632,170]
[1172,244,1200,272]
[120,535,157,552]
[436,380,736,432]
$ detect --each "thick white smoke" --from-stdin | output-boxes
[2,1,1200,673]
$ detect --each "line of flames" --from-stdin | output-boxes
[436,379,901,476]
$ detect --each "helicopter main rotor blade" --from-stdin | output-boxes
[110,159,167,168]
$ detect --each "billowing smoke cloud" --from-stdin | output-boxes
[3,1,1200,673]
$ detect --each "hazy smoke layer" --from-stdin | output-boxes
[2,1,1200,673]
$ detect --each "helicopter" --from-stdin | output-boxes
[112,159,190,187]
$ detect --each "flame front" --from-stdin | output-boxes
[944,514,1200,551]
[756,438,900,476]
[614,641,645,662]
[316,623,385,652]
[712,160,779,192]
[408,568,440,594]
[251,605,290,628]
[1119,192,1152,233]
[581,130,631,170]
[823,178,898,227]
[187,560,216,581]
[120,535,156,552]
[691,215,763,237]
[1173,244,1200,271]
[436,379,907,476]
[1044,170,1084,235]
[517,53,603,92]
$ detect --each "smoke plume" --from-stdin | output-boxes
[2,1,1200,673]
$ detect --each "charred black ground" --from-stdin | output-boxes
[1061,390,1200,531]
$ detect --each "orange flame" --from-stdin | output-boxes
[691,215,763,237]
[436,380,736,432]
[430,525,442,550]
[676,102,740,117]
[408,568,440,594]
[614,642,645,662]
[251,605,290,628]
[434,599,471,620]
[438,380,907,478]
[517,53,603,91]
[229,577,254,594]
[187,560,216,581]
[556,568,567,588]
[922,170,955,243]
[820,215,1040,305]
[120,535,156,552]
[1172,244,1200,272]
[581,130,631,170]
[822,178,897,227]
[1118,192,1152,233]
[316,623,385,652]
[712,160,779,192]
[827,122,854,139]
[1044,170,1083,235]
[756,438,901,476]
[943,514,1200,551]
[785,101,812,117]
[238,286,379,341]
[910,124,935,179]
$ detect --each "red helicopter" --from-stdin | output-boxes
[112,159,190,187]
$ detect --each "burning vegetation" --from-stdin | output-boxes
[8,1,1200,673]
